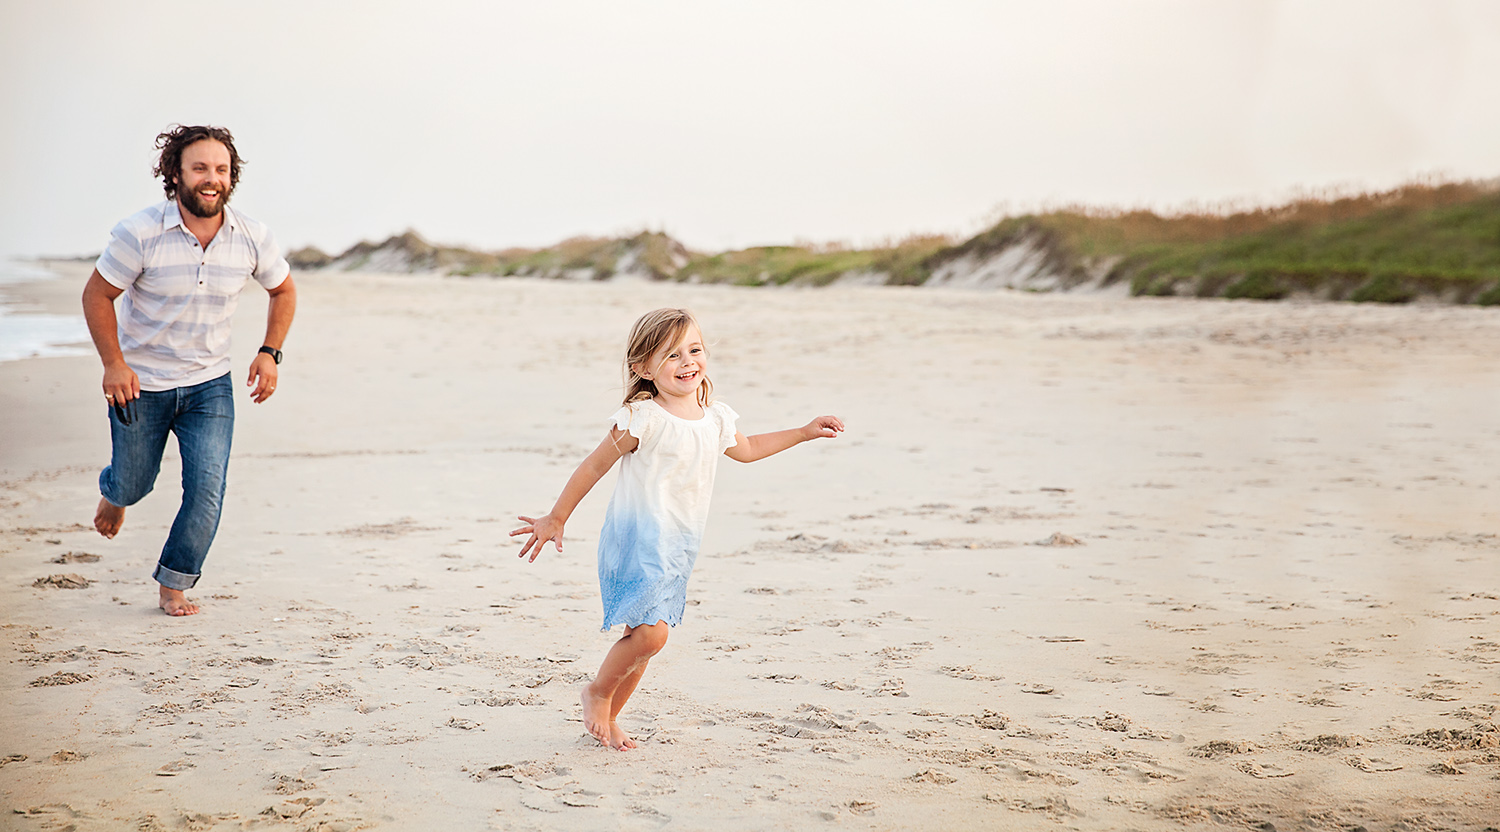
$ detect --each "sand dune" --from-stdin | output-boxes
[1,263,1497,830]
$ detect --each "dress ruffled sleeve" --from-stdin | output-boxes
[609,402,659,447]
[713,401,741,453]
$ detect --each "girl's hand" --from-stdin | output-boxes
[511,514,564,563]
[802,415,845,440]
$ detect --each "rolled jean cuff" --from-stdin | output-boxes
[152,563,200,591]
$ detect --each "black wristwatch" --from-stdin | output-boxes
[258,345,283,364]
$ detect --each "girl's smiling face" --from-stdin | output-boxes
[637,324,708,401]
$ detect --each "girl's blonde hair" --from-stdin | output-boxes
[623,308,712,406]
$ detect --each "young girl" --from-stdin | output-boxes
[511,308,844,750]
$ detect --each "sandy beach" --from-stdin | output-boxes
[2,262,1498,831]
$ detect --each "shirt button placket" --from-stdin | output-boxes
[187,233,204,288]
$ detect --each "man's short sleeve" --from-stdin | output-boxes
[95,220,144,289]
[252,225,291,290]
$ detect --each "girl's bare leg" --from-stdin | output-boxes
[582,621,667,749]
[608,662,648,749]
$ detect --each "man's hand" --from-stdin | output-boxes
[247,352,278,403]
[511,514,565,563]
[103,361,140,405]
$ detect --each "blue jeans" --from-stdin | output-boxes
[99,373,234,590]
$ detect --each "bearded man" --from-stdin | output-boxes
[81,124,296,616]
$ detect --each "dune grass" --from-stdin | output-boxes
[991,181,1500,303]
[678,235,952,286]
[327,180,1500,304]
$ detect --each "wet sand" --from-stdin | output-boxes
[2,262,1498,830]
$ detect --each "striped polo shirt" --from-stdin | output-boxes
[95,200,290,391]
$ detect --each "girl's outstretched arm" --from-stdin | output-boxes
[511,427,639,562]
[724,415,844,463]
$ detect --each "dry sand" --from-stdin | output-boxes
[2,262,1498,831]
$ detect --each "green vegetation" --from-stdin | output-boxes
[451,232,686,280]
[667,179,1500,302]
[676,235,951,287]
[309,180,1500,304]
[998,181,1500,303]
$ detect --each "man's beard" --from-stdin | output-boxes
[180,183,230,219]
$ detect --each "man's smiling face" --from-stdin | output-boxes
[176,139,232,219]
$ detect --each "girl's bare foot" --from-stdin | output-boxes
[94,497,125,538]
[159,586,199,616]
[609,722,638,750]
[580,686,612,746]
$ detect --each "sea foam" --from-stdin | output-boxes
[0,260,90,363]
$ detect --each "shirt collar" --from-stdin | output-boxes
[163,199,238,233]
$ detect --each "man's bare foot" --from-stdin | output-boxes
[580,686,612,747]
[159,586,199,616]
[609,722,638,750]
[94,498,125,539]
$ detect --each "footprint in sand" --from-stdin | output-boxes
[271,773,317,794]
[1291,734,1361,753]
[1234,761,1294,778]
[32,574,91,589]
[941,665,1003,681]
[28,671,91,687]
[558,792,603,808]
[1344,755,1403,772]
[518,791,562,813]
[51,552,100,564]
[973,710,1008,730]
[155,760,194,776]
[1191,740,1258,758]
[262,797,328,821]
[1430,758,1464,775]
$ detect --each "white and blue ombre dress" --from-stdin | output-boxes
[597,398,740,631]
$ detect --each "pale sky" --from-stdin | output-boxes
[2,0,1496,259]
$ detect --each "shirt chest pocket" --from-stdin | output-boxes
[200,262,250,297]
[200,236,254,296]
[195,232,255,296]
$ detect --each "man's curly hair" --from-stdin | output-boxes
[152,125,244,200]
